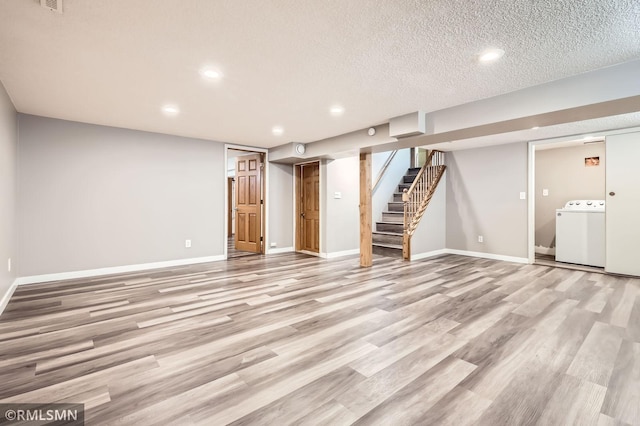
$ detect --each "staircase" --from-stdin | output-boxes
[372,167,420,258]
[372,150,446,260]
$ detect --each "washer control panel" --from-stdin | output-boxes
[563,200,605,211]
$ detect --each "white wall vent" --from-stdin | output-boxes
[40,0,63,14]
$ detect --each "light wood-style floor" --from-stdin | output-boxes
[1,253,639,425]
[227,235,260,259]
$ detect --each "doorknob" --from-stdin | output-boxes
[609,192,616,196]
[301,213,305,218]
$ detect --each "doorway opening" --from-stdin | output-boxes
[226,147,266,259]
[295,161,320,256]
[528,137,606,273]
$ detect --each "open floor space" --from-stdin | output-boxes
[1,254,639,425]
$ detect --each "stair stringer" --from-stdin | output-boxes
[405,171,447,260]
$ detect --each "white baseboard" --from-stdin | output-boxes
[535,246,556,255]
[323,249,360,259]
[444,249,529,264]
[0,279,19,317]
[410,249,449,261]
[15,255,226,286]
[266,247,294,255]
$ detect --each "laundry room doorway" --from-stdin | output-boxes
[528,137,606,271]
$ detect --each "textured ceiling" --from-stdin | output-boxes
[0,0,639,147]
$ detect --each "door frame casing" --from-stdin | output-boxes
[227,177,234,238]
[294,160,323,257]
[224,144,268,259]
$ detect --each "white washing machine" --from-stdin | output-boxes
[555,200,605,267]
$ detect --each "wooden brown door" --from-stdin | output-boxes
[299,163,320,253]
[235,154,263,253]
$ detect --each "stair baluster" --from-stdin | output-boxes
[402,150,446,260]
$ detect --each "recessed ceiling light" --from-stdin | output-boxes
[272,126,284,136]
[330,105,345,116]
[200,68,223,80]
[162,104,180,116]
[478,48,505,63]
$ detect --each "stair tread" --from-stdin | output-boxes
[372,243,403,249]
[383,211,403,214]
[372,231,403,236]
[376,221,404,225]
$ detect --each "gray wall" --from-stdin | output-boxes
[268,162,294,250]
[411,173,447,257]
[324,157,359,254]
[535,144,606,249]
[0,82,16,300]
[17,115,225,276]
[372,149,410,223]
[446,142,528,258]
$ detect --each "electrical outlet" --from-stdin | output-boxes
[7,258,11,272]
[270,242,277,248]
[185,239,192,248]
[542,189,549,196]
[478,236,484,243]
[519,192,526,200]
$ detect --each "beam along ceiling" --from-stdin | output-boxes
[0,1,639,148]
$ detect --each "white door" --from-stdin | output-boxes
[606,131,640,276]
